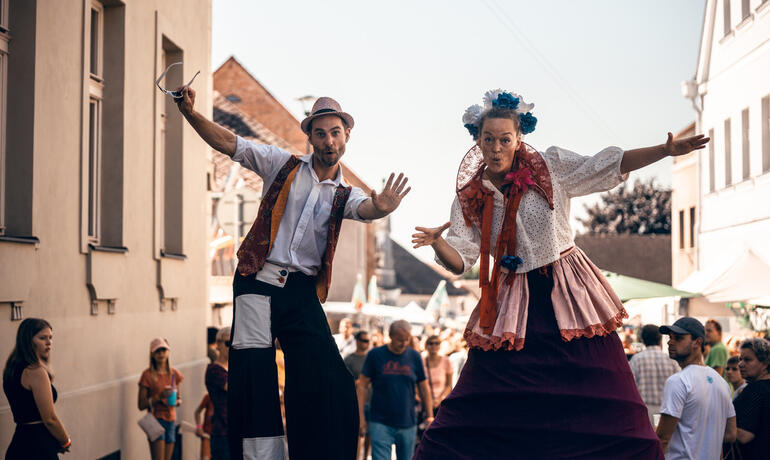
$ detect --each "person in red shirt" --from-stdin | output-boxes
[194,393,214,460]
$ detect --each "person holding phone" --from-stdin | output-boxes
[3,318,71,459]
[138,337,184,460]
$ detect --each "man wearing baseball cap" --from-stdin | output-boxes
[175,88,410,460]
[656,317,736,459]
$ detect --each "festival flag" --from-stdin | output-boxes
[351,273,367,311]
[368,275,380,304]
[426,280,450,319]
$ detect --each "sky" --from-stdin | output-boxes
[212,0,707,263]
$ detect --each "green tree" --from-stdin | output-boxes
[578,178,671,234]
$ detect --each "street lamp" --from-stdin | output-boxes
[297,94,316,117]
[297,95,316,154]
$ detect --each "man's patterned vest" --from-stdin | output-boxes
[236,156,351,302]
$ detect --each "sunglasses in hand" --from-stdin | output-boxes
[155,62,200,100]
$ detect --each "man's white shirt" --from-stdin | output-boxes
[660,364,734,460]
[233,136,370,276]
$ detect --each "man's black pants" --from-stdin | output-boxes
[228,270,359,460]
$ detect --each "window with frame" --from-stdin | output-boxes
[87,0,104,244]
[741,0,751,19]
[160,37,184,256]
[689,207,695,248]
[708,128,716,192]
[724,0,732,36]
[678,210,685,250]
[81,0,126,251]
[724,118,732,187]
[3,0,35,239]
[742,108,750,180]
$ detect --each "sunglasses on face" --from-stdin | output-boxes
[357,338,370,343]
[155,62,200,100]
[427,342,440,346]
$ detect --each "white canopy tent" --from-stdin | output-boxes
[679,250,770,304]
[323,301,436,325]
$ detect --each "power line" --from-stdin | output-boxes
[481,0,619,139]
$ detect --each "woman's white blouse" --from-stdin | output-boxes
[439,146,627,274]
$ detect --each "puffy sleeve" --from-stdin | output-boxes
[543,146,628,197]
[435,197,481,275]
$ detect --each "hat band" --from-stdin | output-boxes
[312,108,339,116]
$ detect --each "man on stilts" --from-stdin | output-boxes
[175,88,410,460]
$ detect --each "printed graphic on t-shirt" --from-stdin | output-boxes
[382,360,414,376]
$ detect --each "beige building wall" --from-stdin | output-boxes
[0,1,211,458]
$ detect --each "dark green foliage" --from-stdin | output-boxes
[578,179,671,234]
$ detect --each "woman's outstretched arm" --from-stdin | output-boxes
[620,132,709,175]
[412,223,464,274]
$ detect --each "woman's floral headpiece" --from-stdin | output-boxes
[462,89,537,139]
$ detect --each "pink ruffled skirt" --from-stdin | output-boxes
[464,246,627,351]
[413,257,663,459]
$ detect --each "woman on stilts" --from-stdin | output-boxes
[411,89,709,460]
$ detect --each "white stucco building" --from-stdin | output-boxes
[678,0,770,330]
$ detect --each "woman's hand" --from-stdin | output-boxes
[663,132,709,157]
[412,222,451,249]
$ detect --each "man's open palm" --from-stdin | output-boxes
[371,173,411,214]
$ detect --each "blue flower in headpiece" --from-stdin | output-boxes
[493,92,520,110]
[464,123,479,140]
[500,255,523,271]
[519,112,537,135]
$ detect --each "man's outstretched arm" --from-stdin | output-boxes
[176,87,237,157]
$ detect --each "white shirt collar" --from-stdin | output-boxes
[299,153,348,187]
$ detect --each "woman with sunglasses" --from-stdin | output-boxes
[3,318,71,459]
[205,327,231,460]
[138,338,184,460]
[423,336,453,416]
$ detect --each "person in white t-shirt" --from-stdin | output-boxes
[657,317,737,460]
[334,318,357,358]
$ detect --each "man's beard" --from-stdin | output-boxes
[314,151,342,168]
[671,349,691,363]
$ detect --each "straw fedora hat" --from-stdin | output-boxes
[300,97,355,134]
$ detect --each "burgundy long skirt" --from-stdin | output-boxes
[413,268,663,460]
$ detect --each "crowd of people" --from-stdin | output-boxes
[332,318,469,460]
[1,314,767,460]
[628,318,770,460]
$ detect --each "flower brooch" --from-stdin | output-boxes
[500,255,523,271]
